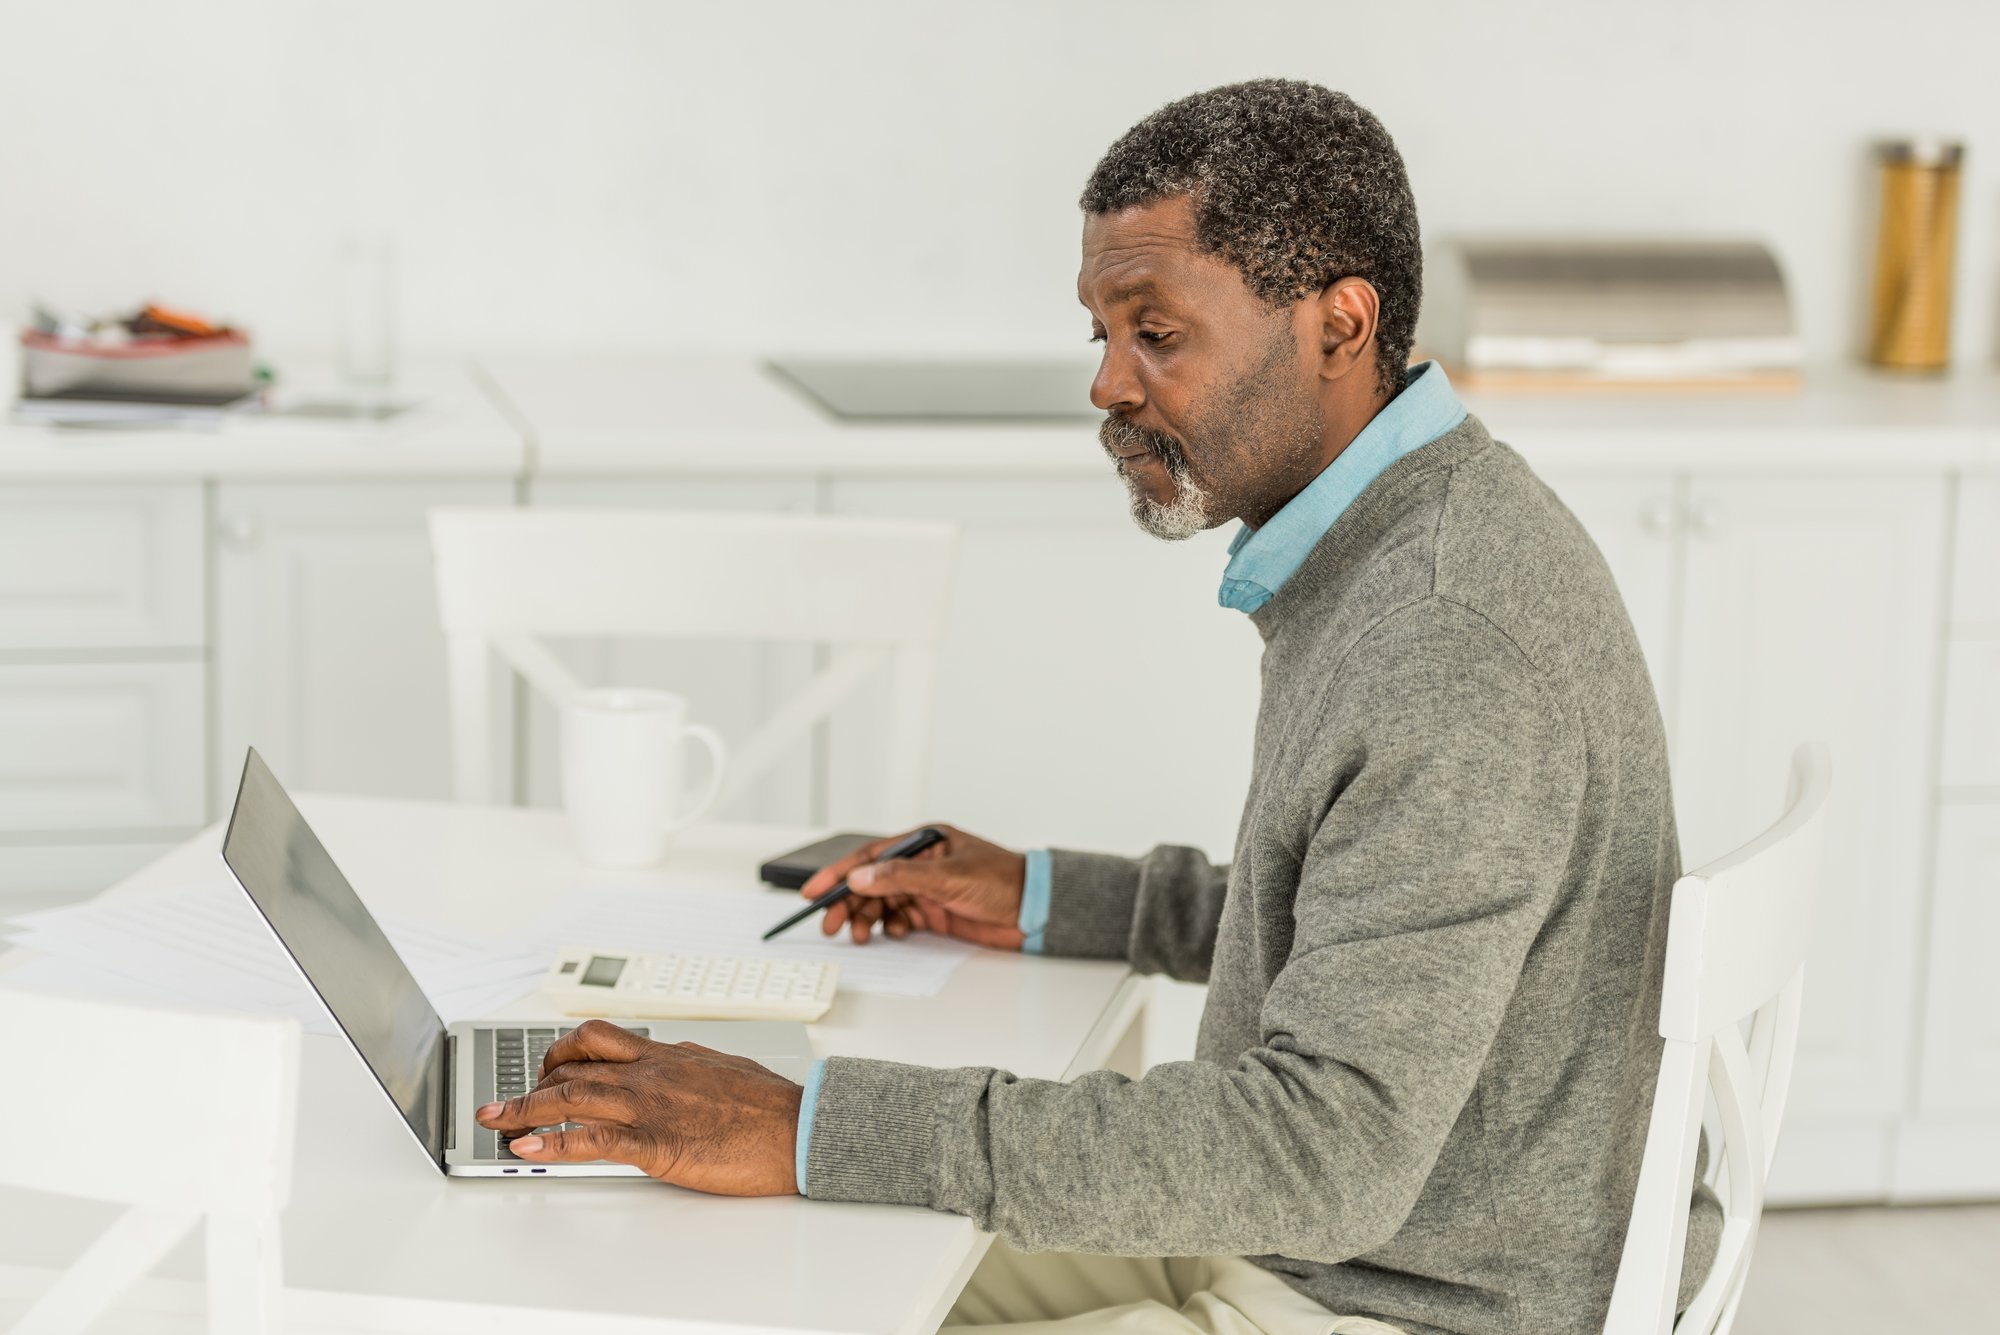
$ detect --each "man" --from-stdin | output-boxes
[478,80,1721,1335]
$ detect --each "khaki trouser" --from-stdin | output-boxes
[944,1240,1409,1335]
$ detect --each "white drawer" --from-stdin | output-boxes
[0,483,204,650]
[1955,477,2000,629]
[0,662,205,831]
[1940,639,2000,789]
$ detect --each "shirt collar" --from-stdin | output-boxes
[1218,360,1466,614]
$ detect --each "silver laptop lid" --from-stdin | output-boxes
[221,748,448,1167]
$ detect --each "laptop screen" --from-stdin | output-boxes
[221,748,448,1166]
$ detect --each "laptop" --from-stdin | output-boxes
[219,747,817,1178]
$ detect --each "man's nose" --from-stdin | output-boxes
[1090,343,1143,415]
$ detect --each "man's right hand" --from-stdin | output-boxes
[800,824,1027,950]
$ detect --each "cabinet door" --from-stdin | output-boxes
[0,661,205,831]
[1539,475,1683,738]
[827,478,1261,859]
[1672,476,1948,1195]
[1915,805,2000,1115]
[521,479,819,826]
[212,481,514,816]
[0,483,204,651]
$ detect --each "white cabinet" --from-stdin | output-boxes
[518,479,819,826]
[1670,476,1949,1199]
[1952,477,2000,628]
[827,478,1262,858]
[1895,805,2000,1199]
[0,483,204,651]
[0,661,205,831]
[1914,806,2000,1115]
[1540,475,1684,737]
[212,480,513,814]
[1940,639,2000,789]
[0,481,207,907]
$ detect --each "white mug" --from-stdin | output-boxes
[558,688,727,867]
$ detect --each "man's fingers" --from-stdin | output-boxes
[844,857,955,902]
[798,834,903,899]
[798,825,958,900]
[820,899,849,936]
[507,1123,650,1167]
[849,895,883,944]
[478,1079,633,1130]
[540,1018,651,1076]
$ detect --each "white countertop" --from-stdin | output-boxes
[0,357,524,481]
[480,354,2000,478]
[5,351,1997,481]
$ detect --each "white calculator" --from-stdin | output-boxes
[540,945,838,1022]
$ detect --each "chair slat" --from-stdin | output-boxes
[1605,742,1831,1335]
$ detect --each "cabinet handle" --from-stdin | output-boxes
[1641,498,1679,536]
[218,515,262,550]
[1688,500,1725,537]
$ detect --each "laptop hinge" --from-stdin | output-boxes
[443,1032,459,1153]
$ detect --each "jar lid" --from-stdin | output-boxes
[1877,138,1964,168]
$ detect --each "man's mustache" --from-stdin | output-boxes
[1099,415,1189,475]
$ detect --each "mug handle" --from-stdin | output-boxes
[666,723,728,830]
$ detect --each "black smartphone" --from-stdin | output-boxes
[758,831,883,890]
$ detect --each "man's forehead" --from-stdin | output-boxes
[1078,197,1223,306]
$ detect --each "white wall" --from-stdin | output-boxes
[2,0,1996,369]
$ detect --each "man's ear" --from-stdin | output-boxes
[1313,278,1381,384]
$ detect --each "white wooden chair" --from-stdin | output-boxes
[428,508,959,825]
[1604,741,1833,1335]
[0,990,300,1334]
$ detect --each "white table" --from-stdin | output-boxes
[0,794,1145,1334]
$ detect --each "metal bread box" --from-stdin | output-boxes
[1416,239,1802,392]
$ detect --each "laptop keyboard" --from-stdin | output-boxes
[481,1024,649,1162]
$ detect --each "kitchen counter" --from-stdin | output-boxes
[486,353,2000,478]
[0,359,524,481]
[3,352,1997,480]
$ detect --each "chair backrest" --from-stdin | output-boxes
[0,989,299,1334]
[428,508,959,823]
[1604,742,1833,1335]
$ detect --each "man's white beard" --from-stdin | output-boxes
[1123,461,1212,541]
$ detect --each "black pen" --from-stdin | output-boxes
[761,826,947,941]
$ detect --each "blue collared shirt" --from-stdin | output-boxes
[798,363,1467,1194]
[1217,360,1466,614]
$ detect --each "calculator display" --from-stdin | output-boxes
[581,955,626,988]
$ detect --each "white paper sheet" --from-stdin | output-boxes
[1,882,548,1034]
[504,886,976,999]
[1,879,975,1038]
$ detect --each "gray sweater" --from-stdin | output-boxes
[805,415,1720,1335]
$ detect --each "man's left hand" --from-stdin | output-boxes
[473,1018,802,1195]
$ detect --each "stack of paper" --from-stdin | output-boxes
[0,883,547,1034]
[0,880,978,1035]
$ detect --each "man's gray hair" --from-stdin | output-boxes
[1080,79,1422,400]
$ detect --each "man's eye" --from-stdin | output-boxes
[1087,332,1106,344]
[1139,330,1172,345]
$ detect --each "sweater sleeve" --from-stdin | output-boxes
[1038,845,1231,982]
[802,599,1585,1261]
